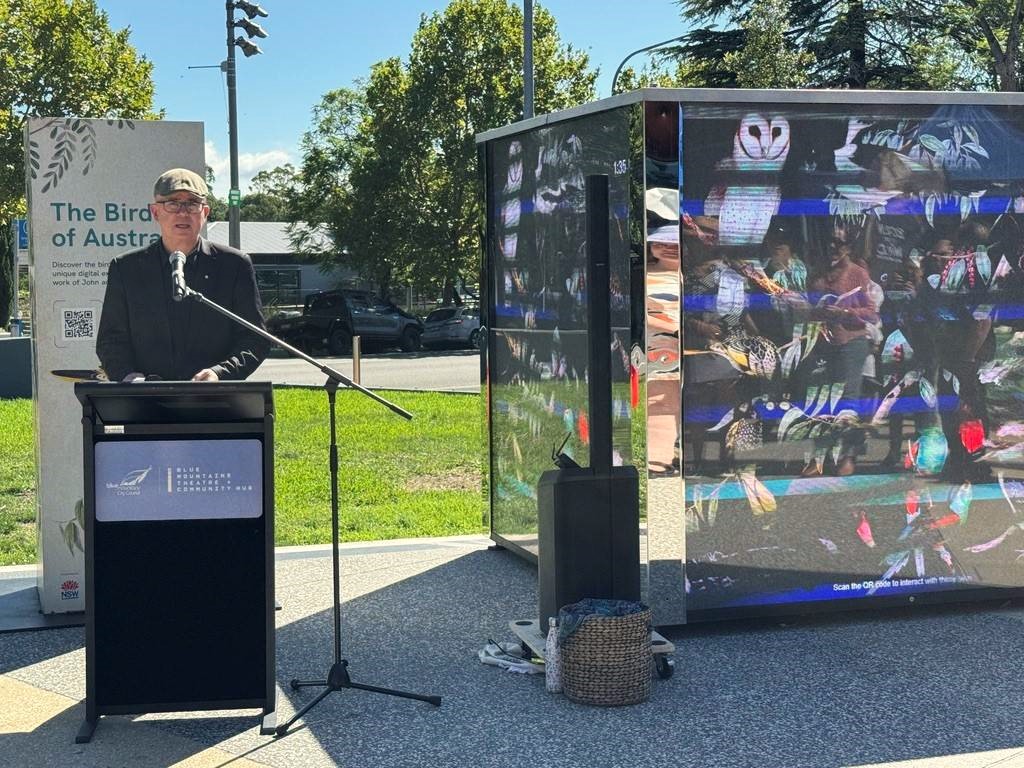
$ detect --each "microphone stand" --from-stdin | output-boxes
[181,287,441,737]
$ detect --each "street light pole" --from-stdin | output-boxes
[523,0,534,119]
[610,35,686,96]
[226,0,241,249]
[223,1,268,250]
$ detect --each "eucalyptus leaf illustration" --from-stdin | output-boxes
[42,122,73,193]
[33,117,117,192]
[28,140,40,176]
[57,498,86,556]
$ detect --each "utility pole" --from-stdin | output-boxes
[226,0,241,248]
[224,0,269,249]
[523,0,534,119]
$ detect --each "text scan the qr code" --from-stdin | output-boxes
[63,309,95,339]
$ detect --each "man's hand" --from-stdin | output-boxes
[192,368,220,382]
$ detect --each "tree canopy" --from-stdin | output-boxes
[207,164,299,222]
[291,0,596,301]
[0,0,156,220]
[670,0,1024,91]
[0,0,156,326]
[722,0,813,88]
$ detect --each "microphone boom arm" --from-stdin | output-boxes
[184,287,412,420]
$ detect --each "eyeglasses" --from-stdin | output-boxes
[156,199,205,214]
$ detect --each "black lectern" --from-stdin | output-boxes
[74,381,276,743]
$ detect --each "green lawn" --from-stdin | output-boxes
[0,399,36,565]
[0,389,486,566]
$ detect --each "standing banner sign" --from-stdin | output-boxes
[25,118,204,613]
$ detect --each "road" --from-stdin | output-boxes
[250,347,481,392]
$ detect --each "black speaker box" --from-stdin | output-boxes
[537,465,641,627]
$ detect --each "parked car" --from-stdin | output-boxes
[421,306,481,349]
[266,290,423,354]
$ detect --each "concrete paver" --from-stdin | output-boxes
[4,535,1024,768]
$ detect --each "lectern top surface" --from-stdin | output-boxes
[74,381,273,424]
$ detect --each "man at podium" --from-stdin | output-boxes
[96,167,268,382]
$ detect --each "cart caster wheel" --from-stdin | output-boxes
[289,679,301,690]
[655,657,675,679]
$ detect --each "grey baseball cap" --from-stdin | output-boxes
[153,167,208,198]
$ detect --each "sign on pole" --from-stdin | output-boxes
[15,218,28,251]
[25,118,204,613]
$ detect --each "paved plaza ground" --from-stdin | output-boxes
[5,535,1024,767]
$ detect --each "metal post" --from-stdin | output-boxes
[9,222,18,326]
[610,35,687,96]
[523,0,534,119]
[226,0,241,249]
[352,336,361,385]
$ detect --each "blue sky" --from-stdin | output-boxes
[95,0,686,195]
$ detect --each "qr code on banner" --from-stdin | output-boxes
[63,309,95,340]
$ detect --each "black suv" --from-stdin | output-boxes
[267,290,423,354]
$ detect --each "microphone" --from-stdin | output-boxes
[169,250,187,302]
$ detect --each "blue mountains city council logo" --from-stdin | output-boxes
[105,466,151,497]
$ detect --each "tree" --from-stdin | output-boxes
[672,0,1024,92]
[670,0,936,89]
[918,0,1024,91]
[294,72,422,295]
[204,165,229,221]
[0,0,156,325]
[240,164,298,221]
[722,0,813,88]
[293,0,596,302]
[613,57,710,91]
[204,164,298,222]
[206,194,229,222]
[404,0,595,302]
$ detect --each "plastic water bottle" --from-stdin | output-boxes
[545,617,562,693]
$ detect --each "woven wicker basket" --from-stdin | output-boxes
[559,605,652,707]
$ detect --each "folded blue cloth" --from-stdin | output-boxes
[557,598,649,642]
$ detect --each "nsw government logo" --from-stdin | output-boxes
[105,466,152,497]
[60,579,80,600]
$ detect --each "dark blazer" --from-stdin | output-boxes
[96,238,269,381]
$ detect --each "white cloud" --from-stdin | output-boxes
[204,140,295,196]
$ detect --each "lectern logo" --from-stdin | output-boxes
[60,579,80,600]
[106,466,152,496]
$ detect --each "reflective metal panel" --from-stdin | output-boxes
[642,101,686,623]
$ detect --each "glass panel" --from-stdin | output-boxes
[487,108,633,552]
[679,100,1024,616]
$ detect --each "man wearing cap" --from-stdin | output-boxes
[96,168,269,382]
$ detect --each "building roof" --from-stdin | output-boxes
[205,221,332,255]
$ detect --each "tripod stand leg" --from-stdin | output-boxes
[290,678,327,690]
[275,686,333,737]
[345,680,441,706]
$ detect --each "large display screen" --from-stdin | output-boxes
[487,108,634,549]
[679,101,1024,615]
